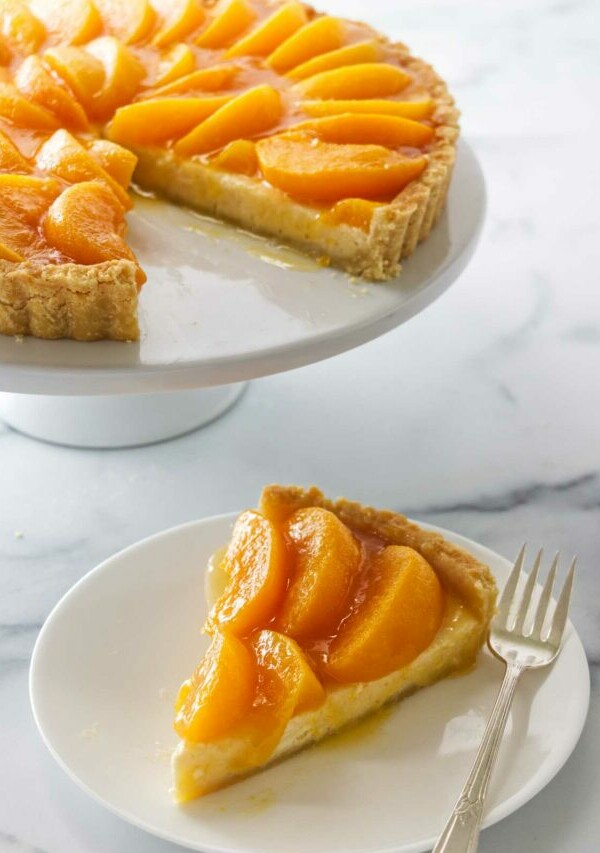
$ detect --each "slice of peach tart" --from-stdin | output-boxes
[172,485,497,801]
[0,0,458,341]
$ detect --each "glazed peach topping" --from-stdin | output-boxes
[174,501,445,747]
[0,0,441,270]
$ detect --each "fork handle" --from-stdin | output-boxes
[432,661,523,853]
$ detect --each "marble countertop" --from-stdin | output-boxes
[1,0,599,851]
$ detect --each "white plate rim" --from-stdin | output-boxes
[29,514,590,853]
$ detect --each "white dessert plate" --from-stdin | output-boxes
[1,141,484,394]
[30,514,589,853]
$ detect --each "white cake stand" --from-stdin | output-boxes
[0,141,485,448]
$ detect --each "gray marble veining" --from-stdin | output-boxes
[1,0,599,850]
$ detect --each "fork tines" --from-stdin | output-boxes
[496,545,576,645]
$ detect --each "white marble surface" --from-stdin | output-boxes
[1,0,599,850]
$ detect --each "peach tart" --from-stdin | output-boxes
[172,485,497,801]
[0,0,459,341]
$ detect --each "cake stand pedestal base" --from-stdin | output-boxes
[0,383,247,448]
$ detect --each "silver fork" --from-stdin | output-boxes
[432,545,576,853]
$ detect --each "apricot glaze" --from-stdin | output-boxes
[177,495,445,744]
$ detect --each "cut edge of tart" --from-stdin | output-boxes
[129,51,458,283]
[171,485,497,802]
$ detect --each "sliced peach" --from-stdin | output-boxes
[146,64,238,98]
[174,631,256,743]
[267,15,344,74]
[0,174,61,259]
[0,35,11,66]
[225,1,307,59]
[0,241,23,262]
[94,0,155,44]
[324,546,444,683]
[197,629,325,775]
[174,84,282,157]
[85,36,145,119]
[211,139,258,175]
[36,129,132,209]
[87,139,137,188]
[206,510,288,637]
[107,96,231,146]
[194,0,256,49]
[29,0,101,46]
[151,43,196,88]
[288,40,383,82]
[44,46,105,113]
[278,507,361,640]
[0,83,60,130]
[251,629,325,717]
[13,56,89,132]
[152,0,205,48]
[0,129,30,173]
[324,198,384,231]
[302,98,435,121]
[257,134,427,202]
[295,62,411,99]
[296,113,434,148]
[0,0,46,56]
[0,173,60,218]
[43,181,139,269]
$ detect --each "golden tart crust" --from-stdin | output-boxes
[0,259,139,341]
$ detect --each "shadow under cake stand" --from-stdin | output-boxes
[0,140,485,448]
